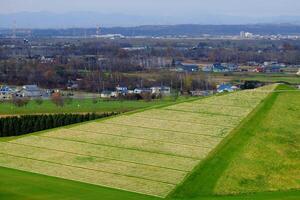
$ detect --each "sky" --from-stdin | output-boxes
[1,0,300,16]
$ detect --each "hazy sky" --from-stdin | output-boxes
[1,0,300,16]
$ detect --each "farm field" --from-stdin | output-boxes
[0,85,277,198]
[170,84,300,199]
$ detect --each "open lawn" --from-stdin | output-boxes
[170,84,300,199]
[0,85,276,198]
[0,98,181,116]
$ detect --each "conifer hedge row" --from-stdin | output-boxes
[0,112,118,137]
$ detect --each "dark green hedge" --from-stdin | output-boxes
[0,112,118,137]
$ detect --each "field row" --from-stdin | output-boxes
[0,142,186,184]
[8,136,199,171]
[42,129,212,159]
[69,122,223,147]
[105,116,232,137]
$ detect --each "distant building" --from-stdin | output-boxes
[175,62,199,72]
[17,85,44,98]
[100,91,114,98]
[264,65,284,73]
[0,86,13,100]
[133,88,151,94]
[190,90,212,97]
[254,67,265,73]
[217,84,235,93]
[212,63,229,73]
[116,87,128,95]
[150,86,171,96]
[240,31,254,39]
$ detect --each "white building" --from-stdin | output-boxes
[150,86,171,96]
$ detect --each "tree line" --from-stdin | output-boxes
[0,112,118,137]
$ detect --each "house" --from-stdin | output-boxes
[0,86,13,100]
[150,86,171,96]
[133,88,151,94]
[116,87,128,95]
[176,63,199,72]
[264,65,283,73]
[225,63,238,72]
[202,65,213,72]
[212,63,229,73]
[190,90,212,96]
[17,85,43,98]
[217,84,234,93]
[254,67,265,73]
[100,91,114,98]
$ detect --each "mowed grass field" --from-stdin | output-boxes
[170,84,300,199]
[0,85,277,198]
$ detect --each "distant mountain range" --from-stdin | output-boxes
[1,24,300,38]
[1,11,300,28]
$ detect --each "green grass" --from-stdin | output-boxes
[0,97,188,115]
[0,166,160,200]
[169,84,300,199]
[1,166,299,200]
[231,73,300,84]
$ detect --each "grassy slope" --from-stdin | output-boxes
[0,98,187,115]
[213,85,300,194]
[169,84,300,199]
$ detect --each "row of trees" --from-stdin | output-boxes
[0,112,118,137]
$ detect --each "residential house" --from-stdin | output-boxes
[264,65,284,73]
[0,86,13,100]
[212,63,229,73]
[100,91,114,98]
[133,88,151,94]
[176,63,199,72]
[17,85,44,98]
[116,87,128,96]
[190,90,212,96]
[217,84,234,93]
[150,86,171,96]
[224,63,238,72]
